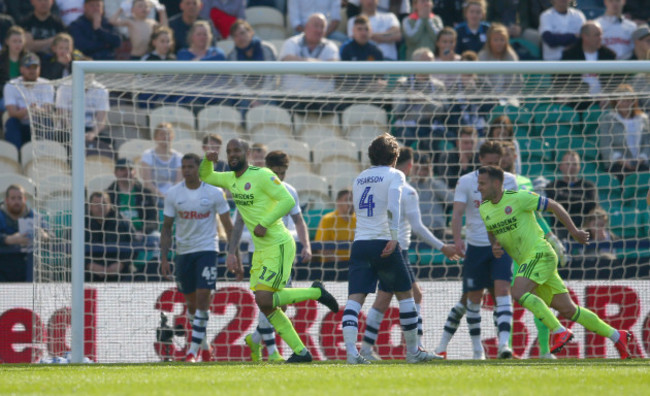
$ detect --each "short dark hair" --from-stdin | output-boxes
[88,191,109,203]
[265,150,290,168]
[229,19,254,36]
[461,50,478,61]
[459,126,477,138]
[336,189,352,201]
[354,15,370,26]
[479,140,503,158]
[182,153,202,165]
[229,138,251,153]
[396,147,413,166]
[478,165,504,183]
[5,184,25,198]
[202,133,223,145]
[488,115,514,139]
[251,142,266,153]
[368,133,400,166]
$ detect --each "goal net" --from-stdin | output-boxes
[2,61,649,363]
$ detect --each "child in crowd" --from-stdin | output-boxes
[142,26,176,60]
[110,0,168,59]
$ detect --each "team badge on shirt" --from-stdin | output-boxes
[505,206,512,215]
[271,176,281,185]
[244,182,251,190]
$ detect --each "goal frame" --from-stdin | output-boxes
[68,60,650,363]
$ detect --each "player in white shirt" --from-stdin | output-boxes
[597,0,636,59]
[434,140,517,360]
[358,147,459,361]
[341,134,438,364]
[539,0,586,61]
[347,0,402,60]
[160,153,233,362]
[229,150,312,363]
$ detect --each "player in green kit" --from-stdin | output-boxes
[200,139,340,363]
[500,141,565,358]
[477,165,631,359]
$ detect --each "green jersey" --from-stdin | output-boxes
[479,190,551,264]
[199,160,295,250]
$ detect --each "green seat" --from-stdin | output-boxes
[304,209,332,239]
[622,172,650,200]
[409,249,447,266]
[578,102,603,143]
[532,102,581,139]
[609,207,649,238]
[584,168,622,203]
[518,137,553,164]
[521,163,557,180]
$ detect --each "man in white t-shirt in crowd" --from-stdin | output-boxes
[3,52,54,150]
[56,0,85,26]
[161,153,233,362]
[288,0,347,42]
[233,150,313,363]
[540,0,586,61]
[279,12,339,90]
[597,0,636,60]
[347,0,411,21]
[560,21,616,95]
[347,0,402,60]
[55,74,110,153]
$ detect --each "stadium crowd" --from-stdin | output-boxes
[0,0,649,283]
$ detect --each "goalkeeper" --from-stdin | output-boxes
[500,141,565,358]
[477,165,631,359]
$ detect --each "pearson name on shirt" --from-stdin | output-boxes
[357,176,384,185]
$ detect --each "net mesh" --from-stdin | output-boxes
[1,66,648,363]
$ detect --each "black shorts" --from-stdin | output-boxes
[462,244,513,292]
[174,251,218,294]
[348,240,413,295]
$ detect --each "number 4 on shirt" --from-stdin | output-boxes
[359,186,375,217]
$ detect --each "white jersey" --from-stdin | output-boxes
[540,7,585,61]
[454,170,518,246]
[56,0,84,26]
[398,182,444,251]
[353,166,405,241]
[164,181,230,255]
[597,15,636,60]
[240,181,302,253]
[283,182,301,240]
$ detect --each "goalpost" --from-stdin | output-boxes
[3,60,649,363]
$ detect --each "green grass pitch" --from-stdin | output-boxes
[2,360,649,396]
